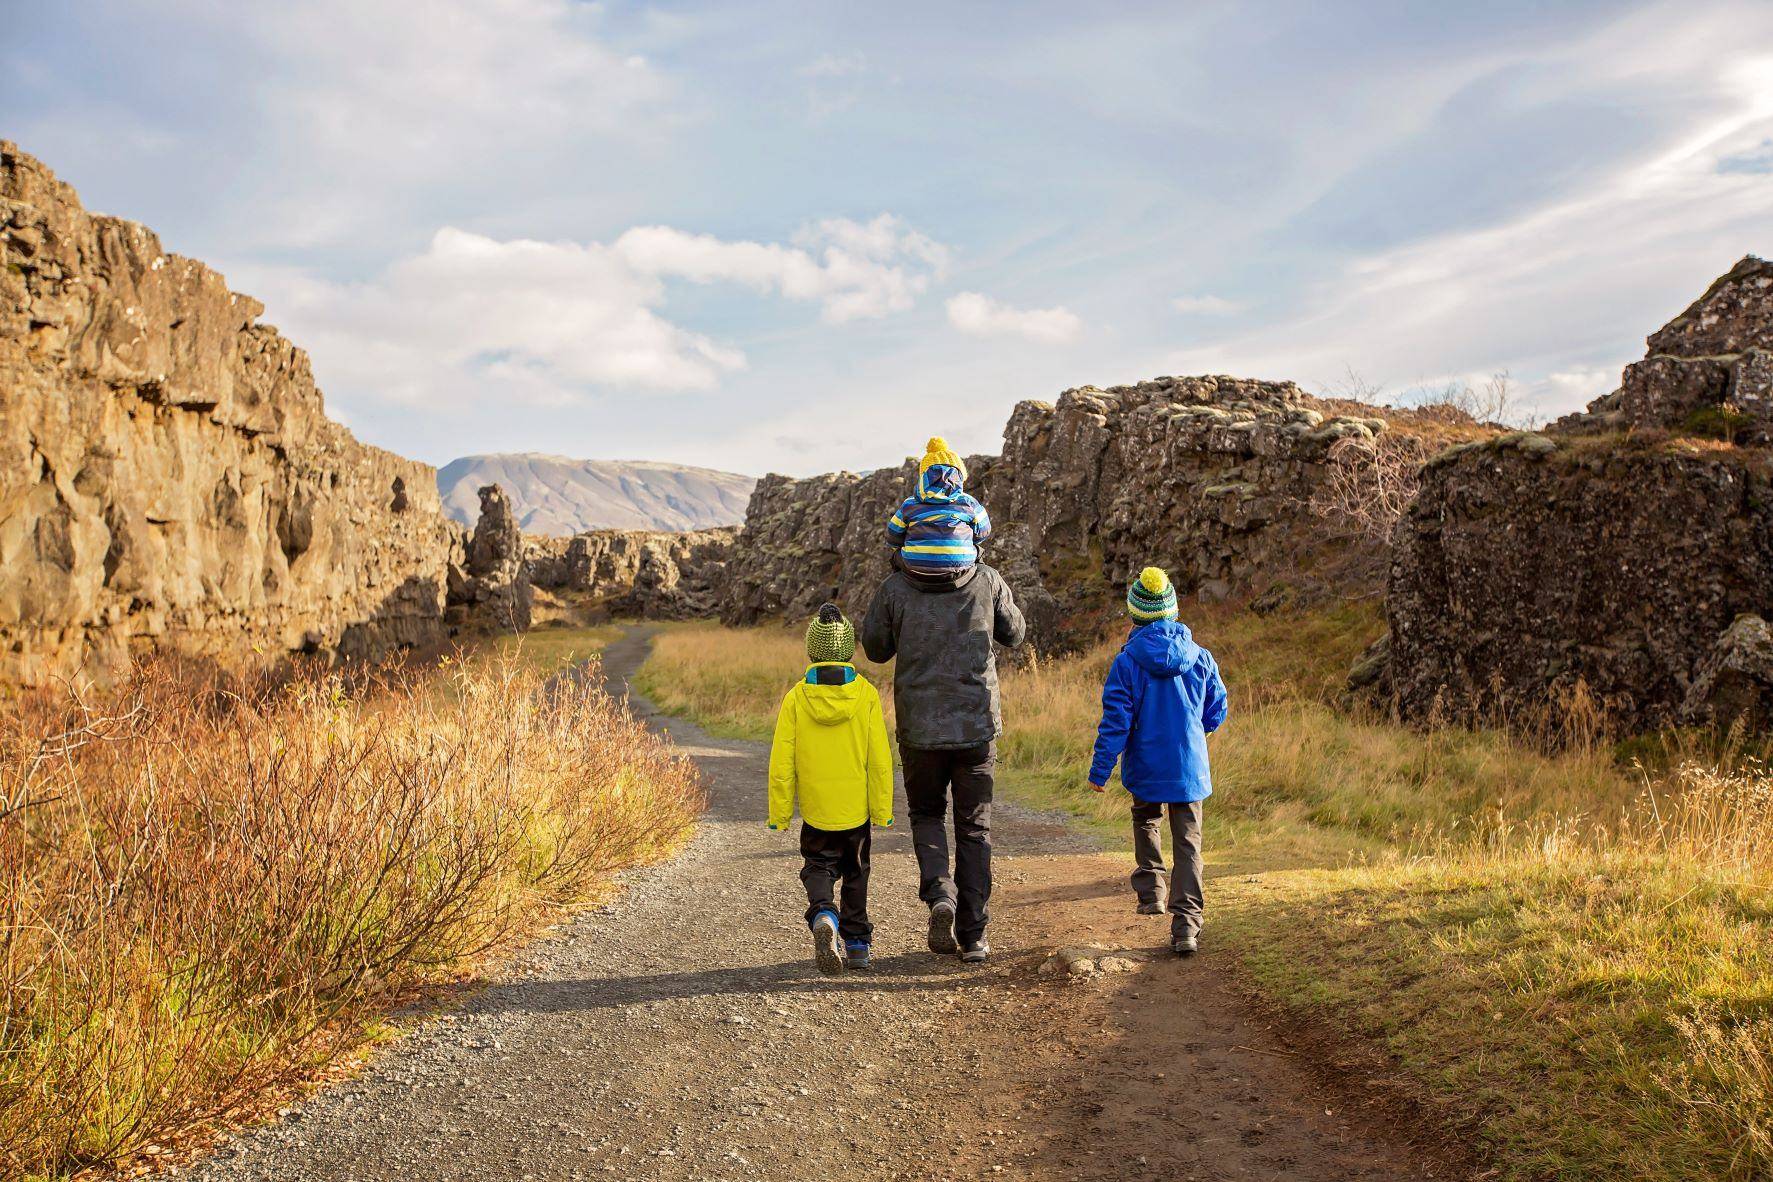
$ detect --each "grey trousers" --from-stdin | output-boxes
[1131,799,1204,938]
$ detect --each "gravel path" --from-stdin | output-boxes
[182,628,1458,1182]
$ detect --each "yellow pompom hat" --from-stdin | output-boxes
[1126,565,1178,623]
[918,436,967,481]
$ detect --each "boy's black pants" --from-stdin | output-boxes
[800,821,872,945]
[1131,799,1204,939]
[900,741,995,946]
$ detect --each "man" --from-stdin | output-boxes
[860,552,1026,963]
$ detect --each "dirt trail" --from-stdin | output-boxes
[183,628,1456,1182]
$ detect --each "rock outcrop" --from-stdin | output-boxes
[1681,614,1773,734]
[447,485,531,633]
[1557,256,1773,444]
[525,526,737,620]
[1384,257,1773,731]
[0,142,462,684]
[723,376,1462,648]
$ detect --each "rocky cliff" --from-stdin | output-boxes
[525,526,738,620]
[723,376,1468,648]
[1384,256,1773,732]
[0,142,460,684]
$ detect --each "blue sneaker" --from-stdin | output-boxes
[810,910,844,975]
[845,940,872,970]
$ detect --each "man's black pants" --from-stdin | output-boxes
[800,821,872,945]
[900,741,995,946]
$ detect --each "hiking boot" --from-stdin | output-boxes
[959,940,990,964]
[927,900,959,955]
[810,910,844,975]
[1171,933,1199,957]
[845,941,873,970]
[1136,897,1166,915]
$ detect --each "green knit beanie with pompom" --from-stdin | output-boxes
[805,602,856,663]
[1126,566,1179,624]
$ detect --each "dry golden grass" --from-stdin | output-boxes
[0,651,699,1180]
[640,603,1773,1180]
[484,623,624,673]
[635,621,896,741]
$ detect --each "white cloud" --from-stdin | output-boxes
[617,214,948,323]
[945,292,1082,343]
[238,215,946,409]
[145,0,675,252]
[1171,294,1245,315]
[801,53,867,79]
[1529,366,1619,414]
[1163,43,1773,419]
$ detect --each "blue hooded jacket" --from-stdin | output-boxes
[1089,620,1228,803]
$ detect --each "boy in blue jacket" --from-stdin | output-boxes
[1088,566,1228,955]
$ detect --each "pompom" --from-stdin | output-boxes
[1138,566,1170,594]
[817,602,843,624]
[918,435,967,480]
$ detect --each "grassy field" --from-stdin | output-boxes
[0,645,697,1180]
[484,622,624,673]
[638,606,1773,1181]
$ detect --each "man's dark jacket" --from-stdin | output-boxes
[860,562,1026,750]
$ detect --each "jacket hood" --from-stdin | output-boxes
[798,675,871,725]
[1125,619,1201,679]
[916,463,965,502]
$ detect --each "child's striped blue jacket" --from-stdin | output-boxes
[886,463,992,577]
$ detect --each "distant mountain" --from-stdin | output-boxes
[437,454,755,535]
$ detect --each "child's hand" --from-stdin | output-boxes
[1088,781,1106,794]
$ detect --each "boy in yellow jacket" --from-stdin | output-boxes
[769,603,894,974]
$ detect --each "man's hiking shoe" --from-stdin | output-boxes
[811,911,845,975]
[959,940,990,964]
[1136,898,1166,915]
[1172,934,1199,957]
[927,900,959,955]
[845,941,873,970]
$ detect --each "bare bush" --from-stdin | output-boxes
[0,653,701,1176]
[1410,370,1539,429]
[1308,431,1431,545]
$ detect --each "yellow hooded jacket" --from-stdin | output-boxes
[768,664,894,831]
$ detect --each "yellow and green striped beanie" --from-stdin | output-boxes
[1126,566,1178,623]
[805,603,856,663]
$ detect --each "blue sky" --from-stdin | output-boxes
[9,1,1773,475]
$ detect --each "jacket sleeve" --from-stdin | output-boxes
[1201,653,1229,734]
[767,689,799,828]
[865,685,894,826]
[969,496,993,546]
[860,577,898,663]
[1089,655,1137,786]
[886,497,911,548]
[991,569,1027,648]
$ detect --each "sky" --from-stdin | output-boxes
[8,0,1773,476]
